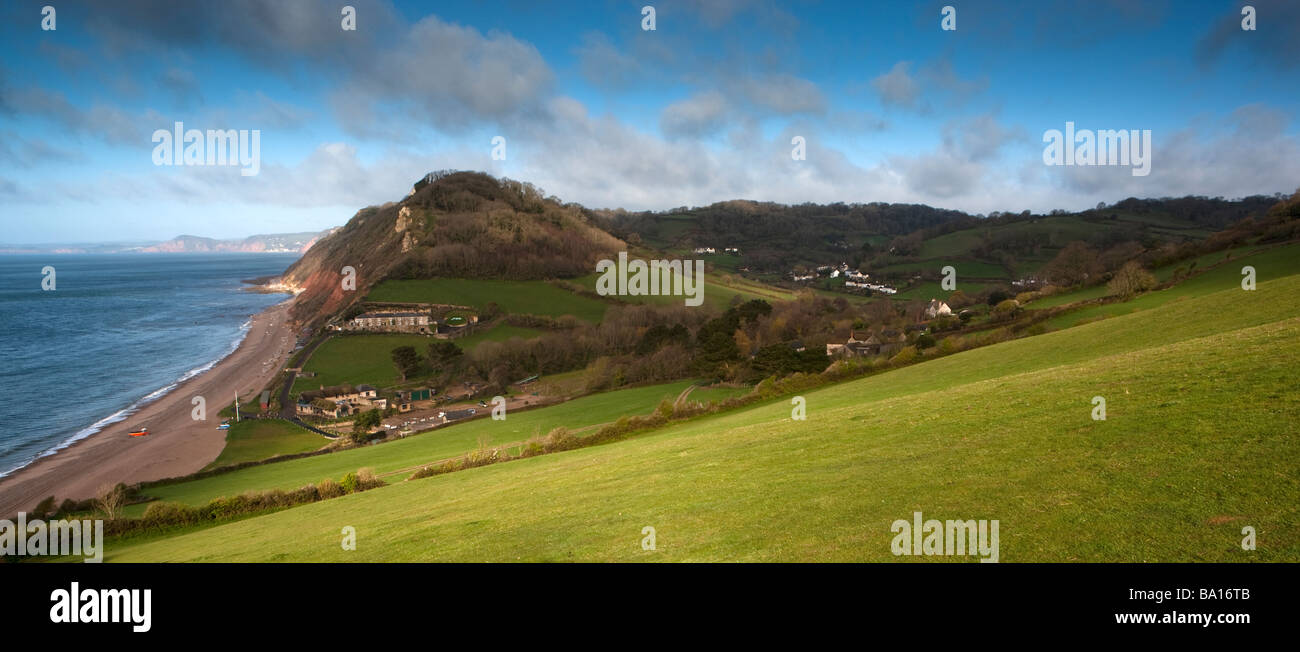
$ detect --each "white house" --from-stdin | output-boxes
[925,299,953,319]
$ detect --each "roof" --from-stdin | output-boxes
[356,311,426,319]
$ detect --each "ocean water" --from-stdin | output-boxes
[0,253,301,477]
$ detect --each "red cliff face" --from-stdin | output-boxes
[280,206,406,329]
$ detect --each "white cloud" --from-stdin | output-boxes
[660,91,730,138]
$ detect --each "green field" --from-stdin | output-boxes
[124,380,695,515]
[873,260,1007,279]
[1027,243,1269,310]
[1041,243,1300,330]
[892,280,999,301]
[292,325,542,393]
[203,420,330,470]
[366,278,607,322]
[916,213,1206,263]
[105,267,1300,561]
[572,260,794,312]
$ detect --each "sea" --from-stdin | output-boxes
[0,253,301,478]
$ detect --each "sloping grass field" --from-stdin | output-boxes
[291,324,542,393]
[106,270,1300,561]
[202,420,330,471]
[1041,242,1300,330]
[366,278,608,322]
[1028,243,1274,310]
[571,262,794,311]
[124,380,694,515]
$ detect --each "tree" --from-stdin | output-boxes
[33,495,57,519]
[733,329,754,356]
[95,483,126,520]
[732,299,773,324]
[427,341,464,366]
[752,344,798,376]
[391,346,423,381]
[695,316,741,375]
[1107,260,1157,298]
[351,409,382,442]
[1040,241,1101,287]
[986,289,1012,306]
[992,299,1021,321]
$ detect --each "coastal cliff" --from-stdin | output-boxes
[277,170,624,328]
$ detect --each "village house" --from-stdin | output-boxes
[296,384,389,418]
[925,299,952,319]
[343,311,432,333]
[826,329,907,358]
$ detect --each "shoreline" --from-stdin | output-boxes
[0,299,298,517]
[0,315,258,480]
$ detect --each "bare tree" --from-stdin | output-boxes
[1107,261,1158,298]
[95,483,124,520]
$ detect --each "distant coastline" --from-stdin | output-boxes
[0,228,336,256]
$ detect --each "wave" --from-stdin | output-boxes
[0,317,256,479]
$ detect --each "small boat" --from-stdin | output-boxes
[128,426,150,437]
[217,423,231,430]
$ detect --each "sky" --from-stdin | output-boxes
[1,0,1297,244]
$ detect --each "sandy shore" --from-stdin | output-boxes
[0,300,297,517]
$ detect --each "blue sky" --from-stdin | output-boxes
[1,0,1297,244]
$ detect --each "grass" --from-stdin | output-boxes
[1041,242,1300,330]
[530,369,589,396]
[1027,243,1271,310]
[571,259,795,312]
[123,380,695,515]
[203,420,330,471]
[1152,244,1263,282]
[873,260,1007,279]
[291,324,542,393]
[105,272,1300,561]
[892,280,998,301]
[366,278,607,322]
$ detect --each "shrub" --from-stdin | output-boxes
[339,472,360,494]
[32,496,56,519]
[544,426,571,447]
[1107,260,1158,297]
[357,467,384,490]
[889,346,918,365]
[318,477,344,499]
[141,501,194,528]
